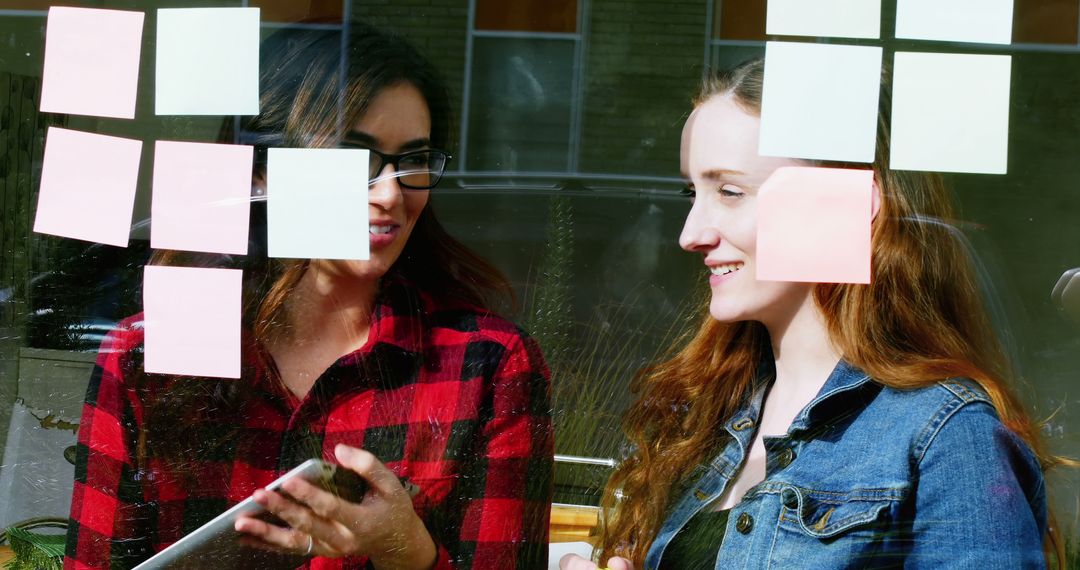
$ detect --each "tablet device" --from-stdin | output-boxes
[133,459,367,570]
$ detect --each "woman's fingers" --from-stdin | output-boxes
[557,554,635,570]
[559,553,598,570]
[234,514,312,555]
[252,489,349,550]
[281,476,346,520]
[334,444,401,496]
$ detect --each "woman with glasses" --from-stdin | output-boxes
[65,24,552,570]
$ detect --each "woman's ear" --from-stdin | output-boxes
[871,175,883,221]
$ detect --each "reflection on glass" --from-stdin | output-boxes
[467,37,575,172]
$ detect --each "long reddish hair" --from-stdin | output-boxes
[598,59,1068,567]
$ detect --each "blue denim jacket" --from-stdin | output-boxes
[645,360,1047,569]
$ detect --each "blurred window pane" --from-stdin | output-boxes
[466,37,575,172]
[709,44,765,76]
[0,1,51,10]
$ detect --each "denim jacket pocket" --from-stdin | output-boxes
[777,485,901,539]
[764,485,905,568]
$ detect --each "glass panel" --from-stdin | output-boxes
[466,37,574,172]
[475,0,577,34]
[709,43,766,77]
[1,1,1079,564]
[578,0,709,177]
[434,181,694,504]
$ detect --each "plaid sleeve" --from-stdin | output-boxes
[64,323,153,570]
[435,331,553,570]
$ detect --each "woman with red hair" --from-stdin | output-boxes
[563,58,1061,570]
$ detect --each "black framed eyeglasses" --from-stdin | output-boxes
[361,147,452,190]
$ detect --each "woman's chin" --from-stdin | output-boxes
[708,301,750,324]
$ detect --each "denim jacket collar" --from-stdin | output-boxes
[786,359,874,433]
[711,359,874,475]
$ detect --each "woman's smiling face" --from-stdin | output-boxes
[678,95,814,327]
[314,82,432,284]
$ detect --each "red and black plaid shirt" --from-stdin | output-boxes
[64,279,553,569]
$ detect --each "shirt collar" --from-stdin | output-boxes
[247,272,430,400]
[723,359,876,436]
[336,272,429,367]
[786,359,875,433]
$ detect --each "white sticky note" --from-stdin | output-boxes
[759,41,882,163]
[143,265,243,379]
[155,8,260,115]
[766,0,880,39]
[267,148,370,260]
[33,127,143,247]
[151,141,254,255]
[890,52,1011,175]
[40,7,145,119]
[896,0,1013,45]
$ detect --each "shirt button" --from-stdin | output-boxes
[736,512,754,534]
[732,418,754,431]
[777,448,796,468]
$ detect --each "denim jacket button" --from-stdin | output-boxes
[777,448,796,468]
[736,512,754,534]
[732,418,754,431]
[781,489,798,509]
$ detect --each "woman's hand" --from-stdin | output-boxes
[559,554,635,570]
[235,444,436,570]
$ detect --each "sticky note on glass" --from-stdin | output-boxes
[155,8,260,115]
[890,52,1011,175]
[896,0,1013,45]
[766,0,880,39]
[33,127,142,247]
[759,42,882,163]
[151,141,253,254]
[267,148,370,260]
[40,7,144,119]
[757,167,873,284]
[143,265,243,379]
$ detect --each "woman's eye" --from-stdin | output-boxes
[679,186,696,198]
[401,154,430,168]
[718,185,745,197]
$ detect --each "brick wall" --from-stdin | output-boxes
[579,0,708,177]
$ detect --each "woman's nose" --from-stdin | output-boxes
[369,163,404,207]
[679,200,720,253]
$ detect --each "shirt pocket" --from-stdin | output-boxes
[769,484,905,568]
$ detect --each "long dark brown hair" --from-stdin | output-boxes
[136,24,512,478]
[599,59,1069,567]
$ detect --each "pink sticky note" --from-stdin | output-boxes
[40,7,145,119]
[151,141,253,254]
[33,127,143,247]
[143,265,243,379]
[756,167,873,284]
